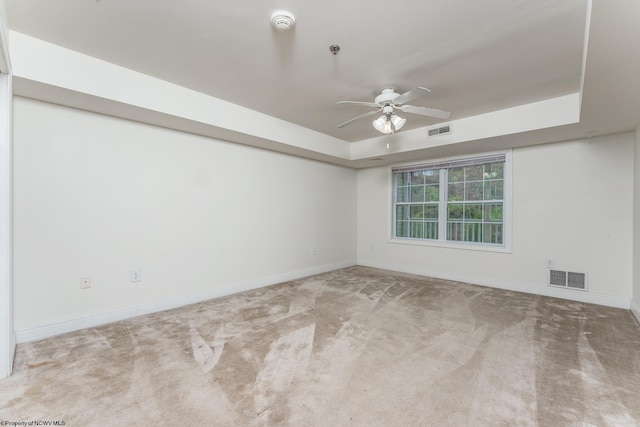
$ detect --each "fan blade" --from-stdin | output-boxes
[337,109,381,128]
[393,87,431,106]
[337,100,381,108]
[399,105,451,119]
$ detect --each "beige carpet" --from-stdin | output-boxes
[1,266,639,426]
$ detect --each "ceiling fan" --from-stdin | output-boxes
[337,87,451,134]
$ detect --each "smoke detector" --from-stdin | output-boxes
[271,11,295,32]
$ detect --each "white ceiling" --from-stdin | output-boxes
[7,0,589,143]
[5,0,640,169]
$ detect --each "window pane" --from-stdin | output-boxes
[396,186,409,202]
[424,169,439,184]
[410,222,424,238]
[484,162,504,180]
[448,167,464,183]
[424,204,439,220]
[464,204,483,220]
[483,224,503,244]
[424,221,438,239]
[410,185,425,202]
[466,165,483,181]
[465,182,483,201]
[465,223,483,242]
[410,205,424,219]
[484,203,503,222]
[447,221,463,241]
[484,180,503,200]
[411,171,426,185]
[448,183,464,201]
[425,185,439,202]
[396,172,410,186]
[396,204,409,220]
[396,221,409,237]
[448,203,463,219]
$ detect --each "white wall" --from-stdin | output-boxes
[0,76,11,378]
[357,133,635,308]
[13,97,356,339]
[633,125,640,323]
[0,0,13,379]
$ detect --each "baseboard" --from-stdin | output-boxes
[0,332,14,379]
[357,259,631,310]
[16,259,356,344]
[631,299,640,325]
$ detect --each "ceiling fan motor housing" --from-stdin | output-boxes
[375,88,400,106]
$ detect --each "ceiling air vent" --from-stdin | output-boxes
[428,125,451,137]
[549,270,587,291]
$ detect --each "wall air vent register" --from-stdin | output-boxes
[549,270,587,290]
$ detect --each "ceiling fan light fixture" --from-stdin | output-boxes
[372,115,387,132]
[373,113,404,134]
[372,115,393,134]
[391,114,406,130]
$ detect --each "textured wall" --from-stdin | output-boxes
[13,97,357,329]
[357,133,635,306]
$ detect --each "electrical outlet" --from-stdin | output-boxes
[130,268,142,282]
[545,258,555,268]
[310,247,316,255]
[80,277,91,289]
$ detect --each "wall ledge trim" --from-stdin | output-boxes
[16,260,355,344]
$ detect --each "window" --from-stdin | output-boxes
[392,153,509,248]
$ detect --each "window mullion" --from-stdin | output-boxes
[438,168,447,241]
[391,173,396,238]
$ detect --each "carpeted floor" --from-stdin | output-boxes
[1,266,640,426]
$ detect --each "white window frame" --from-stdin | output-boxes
[388,150,512,253]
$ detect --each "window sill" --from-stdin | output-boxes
[388,237,512,253]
